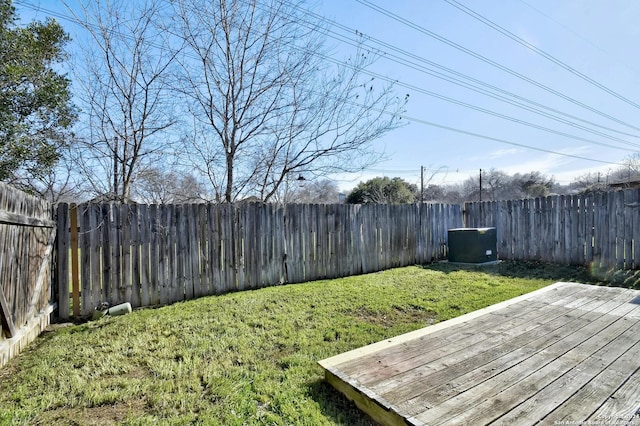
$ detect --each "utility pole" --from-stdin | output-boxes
[418,165,424,260]
[113,136,119,199]
[479,168,483,219]
[479,168,482,203]
[420,165,424,203]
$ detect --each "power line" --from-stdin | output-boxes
[13,0,631,167]
[442,0,640,111]
[354,0,640,132]
[275,0,640,151]
[330,92,626,167]
[20,0,640,152]
[317,52,639,153]
[288,1,640,140]
[516,0,640,77]
[280,0,640,144]
[317,21,640,144]
[396,111,623,166]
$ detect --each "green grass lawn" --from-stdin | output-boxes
[0,261,603,425]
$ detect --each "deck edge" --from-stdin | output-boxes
[318,281,576,369]
[324,368,414,426]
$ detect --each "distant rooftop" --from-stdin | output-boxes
[609,173,640,188]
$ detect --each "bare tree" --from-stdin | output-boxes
[422,184,446,202]
[511,171,554,198]
[288,179,340,204]
[171,0,406,202]
[31,148,85,203]
[609,153,640,185]
[66,0,179,203]
[7,143,85,203]
[132,167,208,204]
[461,169,555,201]
[570,172,609,194]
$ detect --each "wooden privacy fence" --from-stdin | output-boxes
[464,189,640,270]
[56,202,463,318]
[0,182,56,367]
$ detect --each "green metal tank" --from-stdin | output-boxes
[447,227,497,263]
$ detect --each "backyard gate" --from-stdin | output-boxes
[0,183,56,367]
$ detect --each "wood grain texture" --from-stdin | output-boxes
[0,290,17,338]
[319,283,640,426]
[52,190,640,320]
[54,202,464,317]
[56,203,70,320]
[462,190,640,269]
[0,183,54,350]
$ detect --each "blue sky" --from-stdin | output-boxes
[16,0,640,191]
[316,0,640,190]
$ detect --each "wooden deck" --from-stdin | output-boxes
[318,282,640,425]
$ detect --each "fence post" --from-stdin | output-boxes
[69,203,80,318]
[56,203,70,320]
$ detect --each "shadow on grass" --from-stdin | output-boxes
[419,260,640,289]
[307,379,380,426]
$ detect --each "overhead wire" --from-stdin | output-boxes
[354,0,640,133]
[24,0,640,146]
[13,0,632,167]
[288,1,640,141]
[272,0,640,152]
[517,0,640,83]
[19,0,640,152]
[338,90,626,166]
[309,86,626,167]
[395,111,623,166]
[317,51,638,153]
[442,0,640,110]
[274,0,640,161]
[324,29,640,145]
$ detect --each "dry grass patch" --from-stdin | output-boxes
[34,399,148,426]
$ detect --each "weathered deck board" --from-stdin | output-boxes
[318,282,640,426]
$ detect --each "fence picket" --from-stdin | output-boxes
[54,203,69,320]
[219,205,231,292]
[575,196,583,265]
[208,204,222,294]
[595,193,605,271]
[197,204,209,296]
[47,192,640,320]
[139,204,151,306]
[176,204,188,302]
[167,204,179,303]
[89,205,102,310]
[623,190,634,269]
[121,205,132,306]
[156,205,167,305]
[631,191,640,269]
[606,192,616,270]
[563,196,572,265]
[79,205,92,316]
[584,195,594,266]
[130,204,141,309]
[614,191,625,269]
[188,204,200,298]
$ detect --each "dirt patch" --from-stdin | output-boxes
[123,365,150,380]
[35,398,148,425]
[0,360,19,382]
[349,305,436,328]
[45,322,75,331]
